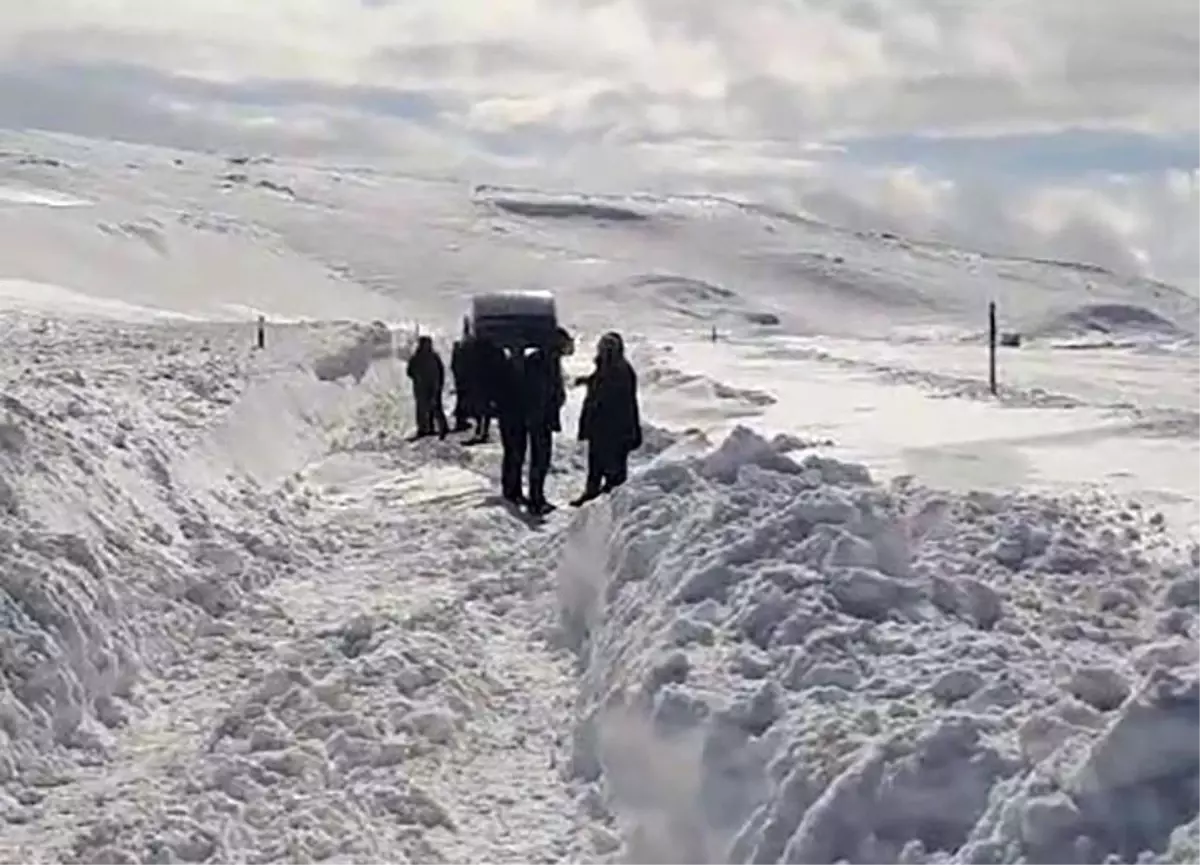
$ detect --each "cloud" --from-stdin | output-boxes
[5,1,1194,138]
[0,1,1195,286]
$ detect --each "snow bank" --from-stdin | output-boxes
[0,278,204,322]
[475,185,650,223]
[639,360,777,418]
[627,274,784,329]
[0,184,92,208]
[176,320,405,491]
[1027,303,1197,348]
[556,426,1199,864]
[0,201,404,322]
[0,314,410,790]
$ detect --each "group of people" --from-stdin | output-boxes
[405,320,642,517]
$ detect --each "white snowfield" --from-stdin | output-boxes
[0,129,1196,865]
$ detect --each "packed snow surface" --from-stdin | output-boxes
[0,130,1196,864]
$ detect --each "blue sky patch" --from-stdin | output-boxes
[830,129,1199,180]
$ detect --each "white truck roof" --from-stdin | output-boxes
[470,291,556,320]
[469,291,559,350]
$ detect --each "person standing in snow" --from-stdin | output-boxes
[406,335,449,440]
[450,317,476,434]
[571,331,641,507]
[467,334,506,444]
[489,331,569,516]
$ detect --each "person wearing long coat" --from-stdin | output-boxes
[450,318,476,433]
[571,331,641,506]
[406,335,449,439]
[483,328,571,516]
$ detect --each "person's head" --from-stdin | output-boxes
[417,335,433,352]
[555,326,575,357]
[596,331,624,365]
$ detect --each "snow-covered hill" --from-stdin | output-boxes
[0,129,1196,864]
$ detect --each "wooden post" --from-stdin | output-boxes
[987,301,997,395]
[256,315,265,350]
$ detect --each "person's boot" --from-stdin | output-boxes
[570,480,604,507]
[527,475,554,515]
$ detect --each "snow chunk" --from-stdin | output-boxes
[698,425,803,483]
[828,567,915,621]
[1162,575,1199,609]
[931,668,986,704]
[1066,664,1131,712]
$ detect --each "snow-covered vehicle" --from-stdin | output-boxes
[469,291,562,352]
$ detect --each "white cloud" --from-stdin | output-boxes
[0,0,1195,286]
[3,0,1196,137]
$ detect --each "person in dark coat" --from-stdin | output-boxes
[406,335,449,439]
[571,331,641,507]
[450,317,475,433]
[491,334,568,516]
[468,335,507,444]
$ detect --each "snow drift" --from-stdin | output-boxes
[0,317,409,790]
[0,196,403,323]
[556,427,1199,864]
[1025,303,1197,348]
[0,184,92,208]
[623,274,784,330]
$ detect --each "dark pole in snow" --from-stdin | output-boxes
[256,315,266,350]
[987,301,997,396]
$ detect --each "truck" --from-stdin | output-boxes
[469,290,564,353]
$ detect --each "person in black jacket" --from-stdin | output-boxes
[450,318,475,433]
[520,345,565,516]
[468,335,507,444]
[489,334,569,516]
[406,335,449,440]
[571,331,641,507]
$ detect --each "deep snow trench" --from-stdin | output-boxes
[0,313,1197,865]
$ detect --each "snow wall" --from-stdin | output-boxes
[556,426,1200,864]
[0,319,411,783]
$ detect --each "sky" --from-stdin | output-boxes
[0,1,1197,289]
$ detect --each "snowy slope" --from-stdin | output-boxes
[0,129,1196,864]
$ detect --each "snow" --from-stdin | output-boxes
[556,429,1197,863]
[0,279,203,322]
[0,184,91,208]
[0,128,1196,864]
